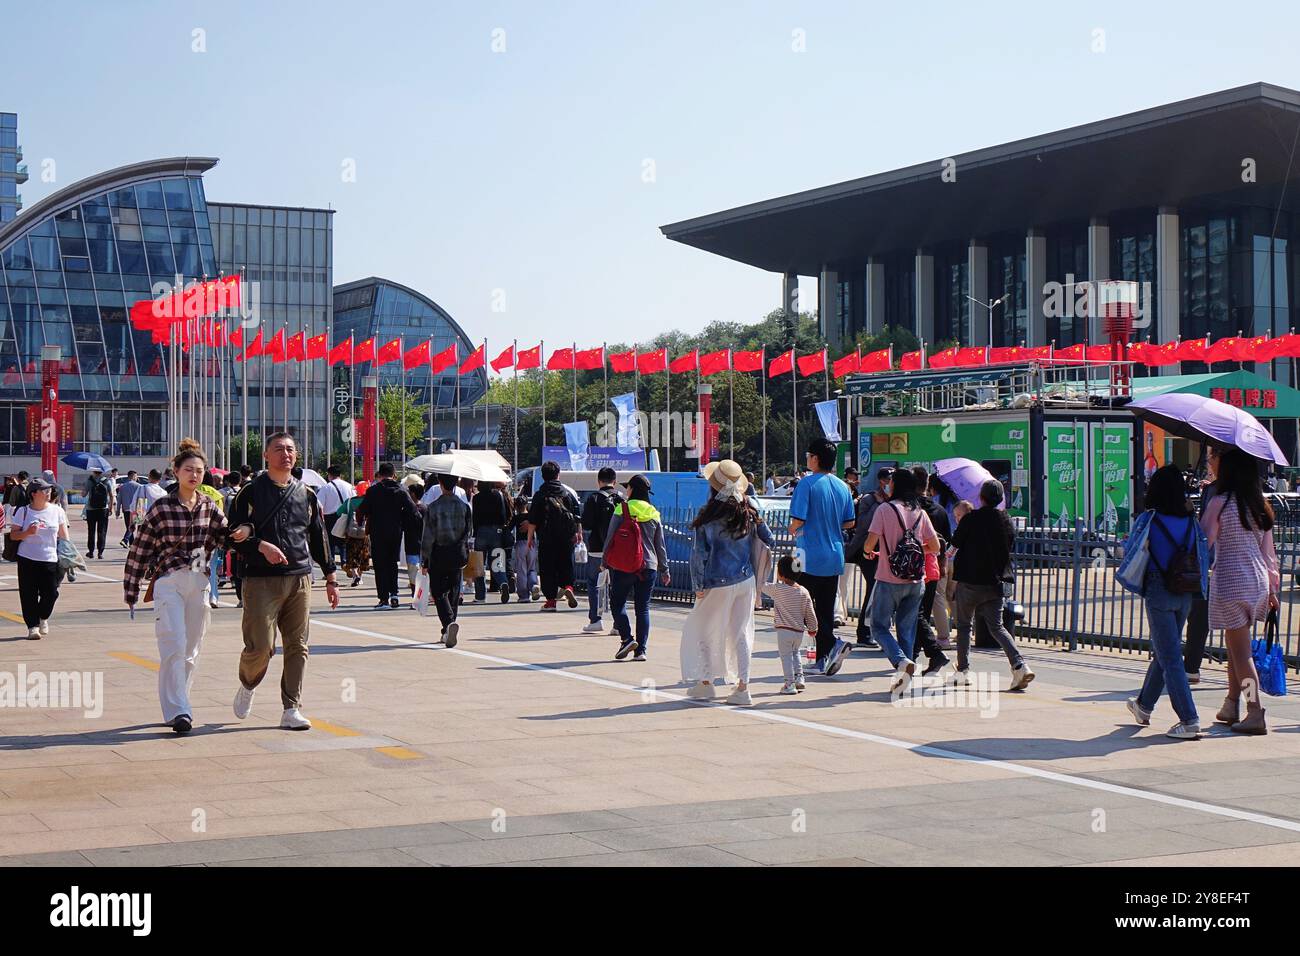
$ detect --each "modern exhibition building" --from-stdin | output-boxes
[662,82,1300,459]
[0,112,482,472]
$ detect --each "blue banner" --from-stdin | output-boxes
[815,399,841,441]
[610,391,641,454]
[543,445,647,470]
[563,421,590,471]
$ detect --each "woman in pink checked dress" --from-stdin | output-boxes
[1201,448,1280,735]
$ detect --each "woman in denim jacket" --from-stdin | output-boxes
[1122,465,1211,740]
[680,461,774,706]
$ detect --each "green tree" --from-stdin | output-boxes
[377,385,429,460]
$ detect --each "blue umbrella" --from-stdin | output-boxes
[61,452,114,472]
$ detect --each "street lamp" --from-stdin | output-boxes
[966,293,1010,348]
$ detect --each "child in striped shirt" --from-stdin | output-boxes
[762,554,818,695]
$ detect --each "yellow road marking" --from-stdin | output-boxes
[375,746,423,760]
[309,718,362,738]
[109,650,160,672]
[0,610,26,624]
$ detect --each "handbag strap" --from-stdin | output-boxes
[252,479,301,539]
[1265,608,1280,650]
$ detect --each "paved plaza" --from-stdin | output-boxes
[2,540,1300,868]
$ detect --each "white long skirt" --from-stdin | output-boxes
[680,577,756,686]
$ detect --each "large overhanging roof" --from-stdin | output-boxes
[660,83,1300,275]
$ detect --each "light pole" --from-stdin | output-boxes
[966,293,1010,347]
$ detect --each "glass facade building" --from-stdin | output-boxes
[332,277,487,444]
[0,112,25,223]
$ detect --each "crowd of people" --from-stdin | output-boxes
[2,426,1285,741]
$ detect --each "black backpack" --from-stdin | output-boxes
[590,488,620,548]
[882,504,926,581]
[87,478,109,510]
[1149,515,1200,594]
[542,493,577,542]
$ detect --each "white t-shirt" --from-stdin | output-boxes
[420,485,468,507]
[15,503,68,562]
[316,478,354,514]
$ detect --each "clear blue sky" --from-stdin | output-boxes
[5,0,1300,347]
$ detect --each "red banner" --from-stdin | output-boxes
[459,344,485,375]
[546,347,575,370]
[732,349,763,373]
[515,344,541,370]
[637,349,667,374]
[575,346,604,371]
[767,349,793,378]
[490,344,515,372]
[670,350,698,374]
[608,350,636,373]
[700,349,731,376]
[403,340,431,371]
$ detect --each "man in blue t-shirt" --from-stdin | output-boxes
[789,437,856,676]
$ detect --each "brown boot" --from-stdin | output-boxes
[1231,704,1267,735]
[1214,696,1240,725]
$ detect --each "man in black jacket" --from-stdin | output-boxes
[421,471,474,646]
[227,432,339,731]
[526,460,581,611]
[472,481,514,604]
[580,467,622,632]
[357,462,421,610]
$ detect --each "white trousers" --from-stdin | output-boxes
[154,568,211,722]
[680,577,756,685]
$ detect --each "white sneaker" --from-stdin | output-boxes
[39,619,49,636]
[582,620,604,633]
[686,682,715,700]
[233,684,255,720]
[1166,721,1201,740]
[780,682,798,695]
[280,708,312,730]
[889,659,916,695]
[1010,664,1036,691]
[1186,671,1201,685]
[1126,697,1152,727]
[951,668,973,686]
[26,626,40,640]
[725,688,752,707]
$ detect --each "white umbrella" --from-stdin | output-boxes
[298,468,326,488]
[405,453,509,485]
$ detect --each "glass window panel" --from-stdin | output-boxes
[29,236,59,270]
[136,180,166,208]
[287,229,299,266]
[140,208,170,228]
[274,228,286,265]
[36,270,65,288]
[174,241,200,277]
[167,208,196,229]
[87,238,118,274]
[260,225,273,262]
[189,178,206,214]
[162,178,192,210]
[59,234,89,258]
[107,186,137,208]
[274,209,287,227]
[145,242,175,277]
[63,256,91,273]
[2,236,32,270]
[117,241,147,275]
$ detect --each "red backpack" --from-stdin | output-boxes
[603,502,645,573]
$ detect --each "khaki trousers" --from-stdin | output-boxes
[239,574,311,709]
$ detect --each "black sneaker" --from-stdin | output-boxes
[388,595,399,609]
[500,583,510,603]
[172,715,192,735]
[615,636,637,660]
[922,655,950,677]
[97,552,104,560]
[855,633,879,648]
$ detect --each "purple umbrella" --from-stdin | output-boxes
[1128,393,1288,466]
[933,458,1006,510]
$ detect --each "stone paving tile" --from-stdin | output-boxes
[578,818,786,852]
[208,848,429,867]
[83,835,298,867]
[272,822,473,853]
[720,830,921,866]
[498,845,761,867]
[0,850,94,867]
[399,832,613,866]
[446,809,642,841]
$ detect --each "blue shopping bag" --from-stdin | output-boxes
[1251,610,1287,698]
[1114,513,1150,595]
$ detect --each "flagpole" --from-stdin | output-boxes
[400,334,406,464]
[602,341,608,430]
[760,347,767,484]
[240,270,248,467]
[792,351,797,477]
[540,339,546,456]
[302,320,310,465]
[729,353,735,460]
[456,359,461,449]
[665,358,670,472]
[483,338,489,451]
[512,338,519,473]
[824,346,830,402]
[349,339,355,482]
[572,340,577,424]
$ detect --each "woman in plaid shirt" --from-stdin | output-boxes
[123,441,245,734]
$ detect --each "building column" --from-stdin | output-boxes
[1086,218,1110,345]
[968,241,989,346]
[818,267,839,345]
[1155,207,1180,368]
[781,271,799,319]
[1026,228,1047,348]
[865,257,885,335]
[914,250,934,345]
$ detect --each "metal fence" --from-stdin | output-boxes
[612,498,1300,667]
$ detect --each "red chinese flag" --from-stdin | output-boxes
[637,349,667,374]
[988,347,1016,365]
[459,344,485,375]
[1262,332,1300,359]
[700,349,731,376]
[899,350,923,371]
[1126,342,1151,364]
[229,326,244,349]
[305,332,328,360]
[860,347,891,373]
[796,350,827,377]
[547,347,575,370]
[928,347,958,369]
[669,350,698,374]
[403,339,431,371]
[1235,335,1268,362]
[1151,342,1182,366]
[151,326,172,346]
[767,349,793,378]
[353,338,376,363]
[376,338,403,366]
[732,349,763,372]
[575,347,604,371]
[954,346,987,367]
[1086,344,1113,363]
[1205,336,1241,363]
[286,332,306,362]
[516,344,541,370]
[1175,337,1208,361]
[1025,345,1053,361]
[328,336,353,365]
[266,329,286,363]
[831,351,860,378]
[237,330,263,361]
[608,349,636,373]
[1056,343,1087,364]
[430,344,458,375]
[490,344,515,372]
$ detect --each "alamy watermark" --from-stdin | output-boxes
[891,669,1000,718]
[1043,275,1152,329]
[0,665,104,718]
